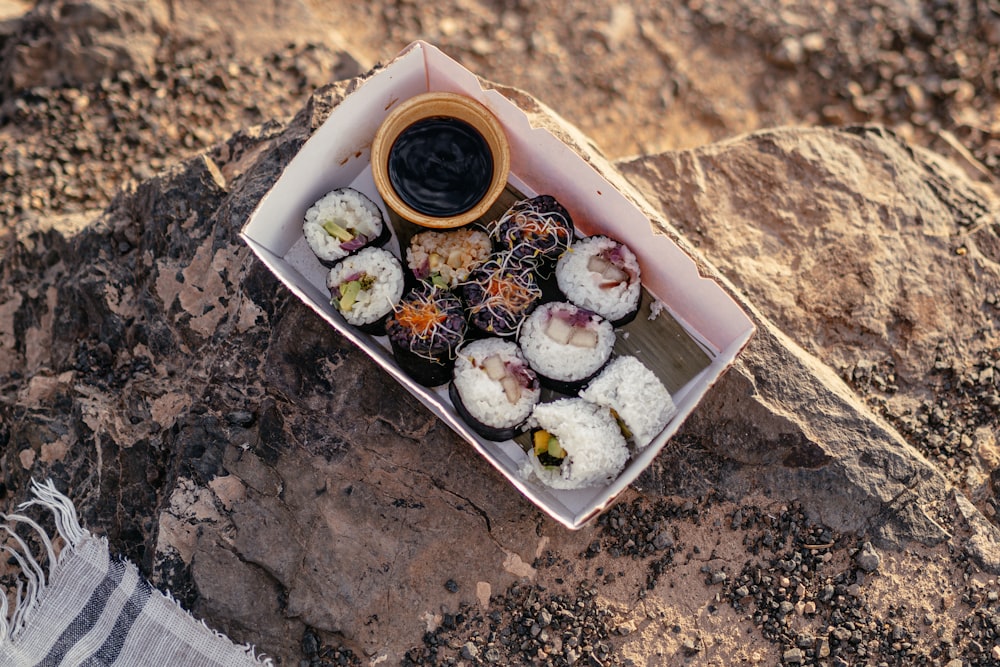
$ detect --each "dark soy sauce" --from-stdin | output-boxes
[387,116,494,217]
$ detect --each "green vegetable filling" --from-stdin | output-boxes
[610,408,632,439]
[533,430,565,469]
[338,280,362,312]
[322,219,355,242]
[335,274,376,312]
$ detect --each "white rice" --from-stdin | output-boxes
[452,338,540,429]
[406,228,491,288]
[555,236,641,322]
[326,247,404,326]
[579,355,677,448]
[304,188,384,263]
[518,302,615,382]
[521,398,629,489]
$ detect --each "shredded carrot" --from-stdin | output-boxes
[483,274,536,307]
[491,204,572,261]
[396,300,447,336]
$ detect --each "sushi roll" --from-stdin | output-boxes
[518,301,615,394]
[303,187,391,266]
[579,356,677,449]
[460,252,543,338]
[556,235,642,326]
[326,247,405,336]
[449,338,541,441]
[521,398,629,490]
[386,284,467,387]
[488,194,574,270]
[405,227,491,290]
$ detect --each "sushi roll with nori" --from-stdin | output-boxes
[405,227,491,290]
[579,356,677,449]
[521,398,629,490]
[488,194,574,270]
[460,252,543,338]
[556,235,642,326]
[518,301,615,394]
[303,187,391,266]
[386,284,467,386]
[326,247,405,336]
[449,338,541,441]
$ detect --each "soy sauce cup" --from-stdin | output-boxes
[371,92,510,229]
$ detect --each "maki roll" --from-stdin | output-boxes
[521,398,629,490]
[556,235,642,326]
[326,247,405,336]
[303,187,391,266]
[449,338,541,441]
[579,356,677,449]
[518,301,615,394]
[460,252,543,338]
[405,227,491,289]
[386,284,467,386]
[488,194,574,270]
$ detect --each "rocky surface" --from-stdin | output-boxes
[0,0,360,223]
[620,125,1000,533]
[2,1,1000,666]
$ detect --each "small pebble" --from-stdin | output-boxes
[782,647,804,664]
[855,542,881,572]
[461,642,479,660]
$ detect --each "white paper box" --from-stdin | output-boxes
[241,41,755,529]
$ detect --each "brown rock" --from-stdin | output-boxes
[2,70,1000,665]
[1,0,169,94]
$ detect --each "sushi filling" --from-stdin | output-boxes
[407,229,491,289]
[533,429,566,468]
[556,236,642,323]
[586,248,635,289]
[387,287,466,362]
[521,398,629,490]
[322,219,369,250]
[462,256,542,336]
[331,273,376,313]
[483,354,520,402]
[451,338,541,438]
[303,188,385,263]
[518,302,615,385]
[489,195,573,266]
[542,308,600,348]
[325,247,404,328]
[579,355,677,449]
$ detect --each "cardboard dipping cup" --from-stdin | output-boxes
[371,92,510,229]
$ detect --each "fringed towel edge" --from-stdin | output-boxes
[0,479,275,666]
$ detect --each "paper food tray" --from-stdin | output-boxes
[241,41,755,529]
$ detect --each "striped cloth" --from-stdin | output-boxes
[0,480,271,667]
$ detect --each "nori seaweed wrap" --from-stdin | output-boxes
[460,252,542,338]
[487,194,574,272]
[386,284,467,386]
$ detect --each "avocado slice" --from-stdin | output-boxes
[546,435,565,459]
[322,219,355,242]
[338,280,362,312]
[533,430,566,468]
